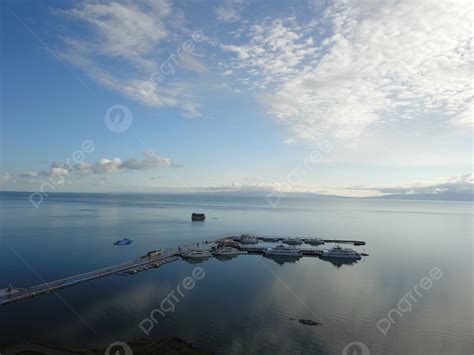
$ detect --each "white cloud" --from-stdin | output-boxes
[19,171,38,178]
[0,173,11,184]
[52,0,472,148]
[222,0,473,142]
[342,173,474,200]
[59,0,170,70]
[190,173,474,200]
[215,0,243,22]
[78,150,171,174]
[36,162,70,177]
[221,18,318,89]
[19,150,172,178]
[55,0,204,117]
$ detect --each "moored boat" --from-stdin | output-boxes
[191,213,206,221]
[183,249,212,259]
[282,237,303,245]
[264,244,302,258]
[239,234,258,244]
[212,247,240,257]
[304,238,324,246]
[321,245,361,259]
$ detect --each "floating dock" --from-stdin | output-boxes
[240,245,323,256]
[237,235,366,245]
[1,235,366,306]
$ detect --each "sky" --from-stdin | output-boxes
[0,0,472,198]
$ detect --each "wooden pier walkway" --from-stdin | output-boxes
[0,254,181,306]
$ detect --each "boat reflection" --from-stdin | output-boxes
[182,258,208,265]
[214,255,239,262]
[321,258,359,268]
[263,255,301,265]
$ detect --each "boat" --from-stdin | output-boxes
[114,238,133,245]
[191,213,206,221]
[320,245,361,259]
[264,245,302,258]
[304,238,324,246]
[183,249,212,259]
[239,234,258,244]
[212,247,240,257]
[282,237,303,245]
[221,240,241,249]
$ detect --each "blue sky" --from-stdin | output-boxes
[0,0,472,197]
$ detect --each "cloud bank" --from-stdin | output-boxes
[221,0,473,141]
[189,173,474,201]
[56,0,204,117]
[53,0,473,144]
[16,150,171,178]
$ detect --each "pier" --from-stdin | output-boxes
[322,239,366,245]
[0,253,181,306]
[240,245,323,256]
[1,235,366,306]
[254,235,365,245]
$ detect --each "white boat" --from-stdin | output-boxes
[212,247,240,257]
[305,238,324,246]
[264,245,303,258]
[321,245,361,259]
[183,249,212,259]
[239,234,258,244]
[282,237,303,245]
[222,240,241,249]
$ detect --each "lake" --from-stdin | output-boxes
[0,192,472,354]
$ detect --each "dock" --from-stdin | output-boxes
[240,245,322,256]
[0,253,181,306]
[322,239,366,245]
[1,235,366,306]
[247,235,366,245]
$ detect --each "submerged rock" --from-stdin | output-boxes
[289,317,323,327]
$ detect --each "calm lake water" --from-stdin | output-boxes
[0,192,472,354]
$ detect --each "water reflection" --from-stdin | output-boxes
[182,258,208,265]
[214,255,239,262]
[321,258,359,268]
[0,193,472,354]
[263,255,301,265]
